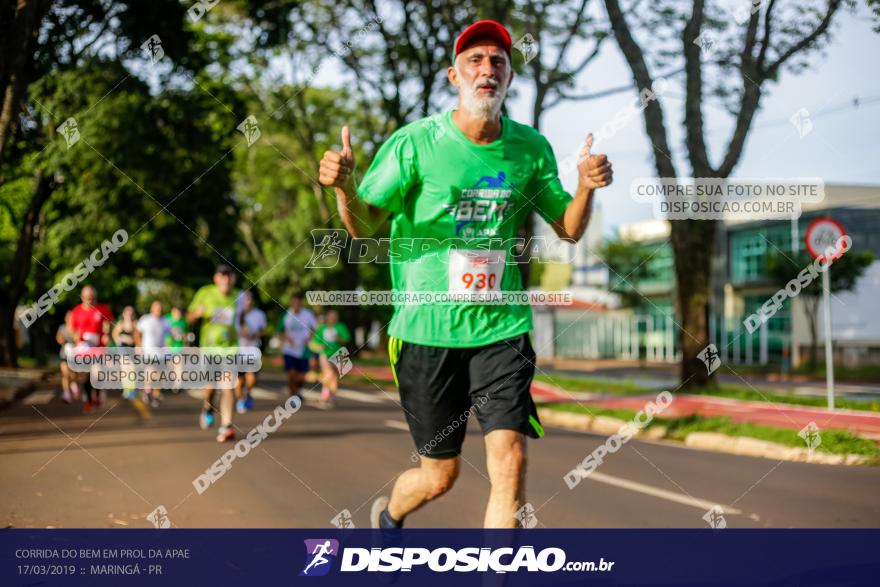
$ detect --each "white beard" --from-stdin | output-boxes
[457,70,507,121]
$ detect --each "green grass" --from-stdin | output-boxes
[540,402,880,458]
[662,415,880,457]
[729,362,880,384]
[540,402,642,422]
[344,373,395,386]
[353,356,392,367]
[534,374,651,396]
[5,356,41,369]
[535,373,880,412]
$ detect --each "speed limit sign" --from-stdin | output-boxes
[805,217,847,262]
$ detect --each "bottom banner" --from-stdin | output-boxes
[2,529,877,586]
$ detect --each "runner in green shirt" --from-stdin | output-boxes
[308,309,351,408]
[319,20,613,529]
[187,264,242,442]
[164,307,188,349]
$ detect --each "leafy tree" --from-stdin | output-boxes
[0,0,202,365]
[0,0,197,164]
[239,0,622,299]
[602,0,853,388]
[2,57,242,364]
[767,249,873,371]
[231,83,391,325]
[600,238,657,307]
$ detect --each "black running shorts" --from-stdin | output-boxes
[389,333,543,459]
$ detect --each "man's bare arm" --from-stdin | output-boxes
[550,133,612,242]
[551,181,596,242]
[319,126,390,238]
[334,179,389,239]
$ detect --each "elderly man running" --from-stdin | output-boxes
[319,20,613,528]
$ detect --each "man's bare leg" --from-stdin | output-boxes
[234,375,245,401]
[292,371,306,397]
[202,387,215,411]
[386,456,460,522]
[60,363,70,394]
[219,388,234,428]
[483,429,527,528]
[286,370,299,396]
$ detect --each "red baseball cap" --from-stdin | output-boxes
[454,20,512,58]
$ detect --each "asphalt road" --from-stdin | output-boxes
[2,370,879,529]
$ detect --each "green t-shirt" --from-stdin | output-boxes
[357,110,571,347]
[188,285,240,347]
[311,323,351,357]
[164,314,187,348]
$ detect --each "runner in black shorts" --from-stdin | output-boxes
[319,20,613,528]
[394,334,541,459]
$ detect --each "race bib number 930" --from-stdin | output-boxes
[448,249,506,297]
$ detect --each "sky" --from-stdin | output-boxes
[504,3,880,234]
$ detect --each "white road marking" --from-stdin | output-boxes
[250,387,280,400]
[585,471,742,514]
[384,420,410,431]
[23,390,57,405]
[186,386,386,404]
[336,388,386,404]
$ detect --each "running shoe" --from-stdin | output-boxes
[83,401,95,414]
[62,390,71,404]
[320,388,336,409]
[244,395,254,410]
[122,389,136,400]
[216,426,235,443]
[369,495,404,584]
[236,399,247,414]
[370,496,391,529]
[199,408,214,430]
[150,397,160,408]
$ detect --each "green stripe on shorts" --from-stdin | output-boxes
[388,336,402,387]
[529,415,545,438]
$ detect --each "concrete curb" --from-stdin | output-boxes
[537,408,666,440]
[537,408,871,466]
[683,432,870,465]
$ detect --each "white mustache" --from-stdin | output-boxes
[477,79,499,89]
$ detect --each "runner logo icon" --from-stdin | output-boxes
[300,539,340,577]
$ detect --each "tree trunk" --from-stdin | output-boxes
[803,295,820,371]
[0,307,19,368]
[0,0,50,165]
[670,218,716,389]
[0,169,54,367]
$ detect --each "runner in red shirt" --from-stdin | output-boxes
[69,286,114,412]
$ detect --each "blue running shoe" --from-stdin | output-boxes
[199,408,214,430]
[244,395,254,410]
[236,399,247,414]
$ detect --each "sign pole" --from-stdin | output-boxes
[822,268,835,410]
[805,217,844,411]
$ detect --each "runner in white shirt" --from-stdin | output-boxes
[136,300,167,408]
[279,294,317,400]
[236,290,267,413]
